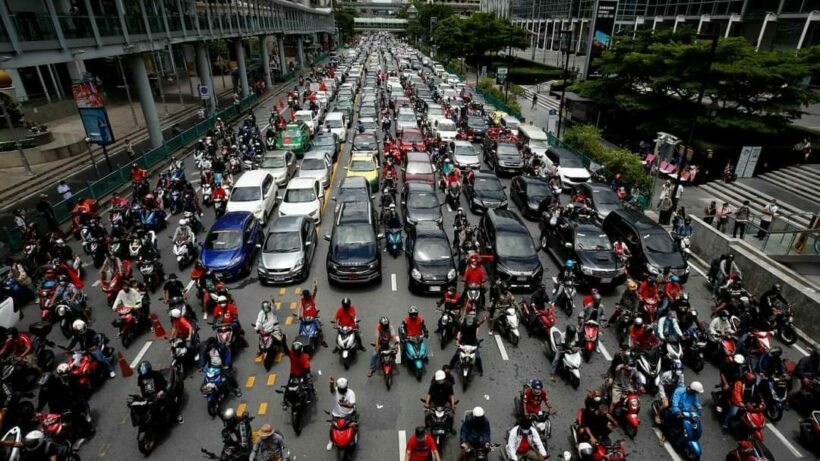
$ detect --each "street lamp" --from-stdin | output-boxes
[0,76,35,176]
[556,28,573,138]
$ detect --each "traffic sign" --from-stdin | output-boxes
[496,67,508,84]
[198,84,210,100]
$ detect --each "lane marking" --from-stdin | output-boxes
[245,376,255,388]
[794,344,810,357]
[653,428,683,461]
[687,259,708,279]
[92,280,101,287]
[290,301,298,310]
[185,280,195,295]
[275,353,283,363]
[766,423,804,458]
[267,373,277,386]
[294,287,302,295]
[494,334,509,361]
[279,287,287,295]
[597,342,612,361]
[129,341,153,369]
[391,273,397,291]
[255,355,263,363]
[257,402,268,415]
[275,301,282,311]
[236,403,247,416]
[285,316,293,325]
[398,430,407,461]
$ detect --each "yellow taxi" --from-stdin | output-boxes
[345,152,379,192]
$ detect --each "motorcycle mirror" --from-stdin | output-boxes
[377,233,385,239]
[255,243,262,249]
[275,389,284,394]
[305,241,312,246]
[324,234,331,241]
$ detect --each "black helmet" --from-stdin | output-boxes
[770,347,783,358]
[341,297,352,309]
[302,289,311,299]
[408,305,419,317]
[379,316,390,327]
[415,426,426,439]
[464,315,476,327]
[566,325,577,336]
[772,283,781,293]
[684,217,691,225]
[261,301,272,312]
[138,361,152,377]
[719,309,730,318]
[292,341,304,354]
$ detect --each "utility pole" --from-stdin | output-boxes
[556,28,572,138]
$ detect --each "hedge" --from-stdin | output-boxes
[563,125,652,191]
[477,77,522,115]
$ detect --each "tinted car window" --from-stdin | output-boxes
[265,231,301,252]
[575,232,612,251]
[206,230,242,249]
[496,232,535,258]
[414,238,451,262]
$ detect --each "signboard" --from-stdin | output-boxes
[735,146,762,178]
[496,67,508,85]
[71,81,104,108]
[249,39,262,60]
[79,107,115,145]
[584,0,619,79]
[198,84,210,100]
[547,109,557,135]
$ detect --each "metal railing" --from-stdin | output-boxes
[696,211,819,257]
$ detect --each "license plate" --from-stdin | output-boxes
[272,275,286,281]
[600,277,612,284]
[517,276,528,282]
[349,273,359,280]
[284,137,292,143]
[429,286,441,292]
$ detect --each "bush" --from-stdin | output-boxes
[509,84,525,98]
[563,125,651,190]
[477,77,522,115]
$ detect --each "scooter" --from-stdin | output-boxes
[548,327,581,389]
[386,227,402,257]
[760,373,790,422]
[494,305,520,347]
[422,398,457,455]
[403,335,428,381]
[201,364,227,417]
[374,340,397,390]
[253,324,284,372]
[681,326,707,373]
[326,412,357,461]
[712,388,767,442]
[137,257,163,292]
[771,303,797,345]
[799,411,820,457]
[66,347,114,398]
[571,408,628,461]
[214,196,227,218]
[581,319,600,362]
[436,307,459,349]
[295,314,320,356]
[464,283,484,312]
[172,238,197,270]
[635,348,662,395]
[201,182,213,207]
[333,322,360,370]
[277,376,312,436]
[456,341,481,391]
[651,401,702,461]
[553,277,576,316]
[613,389,641,438]
[112,305,149,348]
[518,301,556,343]
[446,181,460,210]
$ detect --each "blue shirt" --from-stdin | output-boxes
[460,414,491,447]
[670,387,702,415]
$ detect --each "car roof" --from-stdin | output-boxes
[406,151,430,162]
[212,211,252,230]
[325,112,345,119]
[606,209,664,232]
[406,181,435,192]
[287,177,319,189]
[519,176,548,186]
[487,209,527,231]
[337,202,372,225]
[415,221,447,237]
[269,215,304,233]
[340,175,368,189]
[350,152,375,160]
[233,170,270,186]
[265,150,291,158]
[473,171,500,181]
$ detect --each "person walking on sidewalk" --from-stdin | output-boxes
[124,138,135,160]
[531,93,538,110]
[715,202,731,232]
[733,200,751,239]
[703,201,717,225]
[56,181,73,201]
[757,199,778,240]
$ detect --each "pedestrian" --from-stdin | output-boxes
[674,181,684,203]
[716,202,731,232]
[733,200,751,239]
[124,138,135,160]
[658,180,672,208]
[757,198,778,240]
[233,92,240,110]
[658,194,674,225]
[703,201,717,225]
[531,92,538,109]
[802,138,812,162]
[56,180,73,201]
[672,206,687,228]
[36,193,60,234]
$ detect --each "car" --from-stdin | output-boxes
[260,150,296,187]
[358,117,379,136]
[546,147,591,186]
[510,176,551,220]
[396,108,418,131]
[433,119,458,142]
[333,175,372,218]
[325,202,382,285]
[464,172,508,214]
[257,215,317,285]
[277,177,322,223]
[345,152,380,192]
[400,128,426,153]
[467,115,488,141]
[485,141,524,176]
[201,211,261,280]
[577,183,624,221]
[294,110,320,135]
[426,104,447,127]
[225,170,278,224]
[403,161,436,186]
[310,132,341,163]
[542,215,624,286]
[499,115,522,136]
[297,150,332,190]
[352,133,379,153]
[359,104,377,119]
[334,97,354,120]
[602,209,689,281]
[478,209,542,290]
[323,112,348,142]
[401,181,443,227]
[276,122,311,156]
[406,222,458,294]
[451,140,480,170]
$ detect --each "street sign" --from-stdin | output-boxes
[497,67,508,84]
[79,107,115,146]
[198,85,210,100]
[735,146,762,178]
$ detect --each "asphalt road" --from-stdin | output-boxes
[19,59,816,461]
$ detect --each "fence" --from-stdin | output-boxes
[444,64,523,120]
[0,93,258,255]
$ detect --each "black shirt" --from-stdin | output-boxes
[585,411,611,439]
[428,380,454,406]
[164,279,185,299]
[138,370,168,397]
[459,323,479,346]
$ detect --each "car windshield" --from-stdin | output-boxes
[575,232,613,251]
[414,238,451,262]
[283,128,302,138]
[558,154,584,168]
[313,136,334,148]
[332,224,375,246]
[350,159,374,172]
[398,112,416,122]
[530,140,549,148]
[644,233,676,253]
[339,187,369,203]
[229,186,261,202]
[496,232,535,258]
[261,156,285,168]
[504,119,520,129]
[361,119,378,129]
[428,107,444,117]
[285,188,317,203]
[326,118,344,128]
[592,189,621,205]
[295,113,312,123]
[526,181,550,198]
[454,145,477,157]
[468,117,487,128]
[438,121,456,131]
[408,192,438,208]
[407,162,433,175]
[264,231,301,252]
[474,177,502,191]
[403,131,423,142]
[354,136,377,149]
[497,144,520,158]
[205,230,242,250]
[301,159,326,171]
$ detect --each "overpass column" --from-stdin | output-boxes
[278,35,288,77]
[261,35,273,88]
[195,42,216,114]
[235,39,249,98]
[297,36,305,69]
[129,54,163,148]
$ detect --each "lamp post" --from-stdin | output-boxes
[556,28,573,138]
[0,85,35,176]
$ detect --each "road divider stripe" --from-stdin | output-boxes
[391,274,397,291]
[92,280,101,287]
[653,428,683,461]
[129,341,153,369]
[294,287,302,295]
[267,374,277,386]
[237,403,247,416]
[185,280,195,296]
[494,335,509,361]
[246,376,255,388]
[255,355,263,363]
[258,402,268,415]
[686,255,709,279]
[766,423,803,458]
[598,342,612,361]
[290,301,298,310]
[286,316,293,325]
[275,301,282,311]
[398,430,407,461]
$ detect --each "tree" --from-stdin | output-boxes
[430,13,529,64]
[563,125,651,190]
[403,0,453,44]
[334,7,356,42]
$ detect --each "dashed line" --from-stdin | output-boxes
[245,376,256,388]
[794,344,810,357]
[494,335,509,361]
[92,280,101,287]
[391,273,397,291]
[185,280,195,295]
[129,341,153,369]
[257,402,268,415]
[279,287,287,295]
[766,423,803,458]
[236,403,247,416]
[653,428,683,461]
[597,342,612,361]
[255,355,263,363]
[398,430,407,461]
[290,301,298,310]
[275,301,282,310]
[267,373,277,386]
[294,287,302,295]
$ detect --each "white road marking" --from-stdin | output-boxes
[597,342,612,361]
[185,280,195,294]
[494,334,509,361]
[794,344,810,357]
[391,273,397,291]
[129,341,153,369]
[653,428,683,461]
[687,260,708,279]
[397,430,407,461]
[396,344,401,364]
[92,280,101,287]
[766,423,803,458]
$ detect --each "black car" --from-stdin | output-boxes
[467,115,488,141]
[577,183,624,221]
[333,176,372,219]
[510,176,551,220]
[484,141,524,176]
[464,172,508,214]
[406,222,458,294]
[401,181,443,227]
[602,209,689,281]
[542,215,624,286]
[325,202,382,285]
[311,132,341,162]
[479,209,543,291]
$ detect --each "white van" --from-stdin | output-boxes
[518,125,550,160]
[324,112,348,140]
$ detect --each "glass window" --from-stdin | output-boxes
[205,230,242,249]
[285,187,317,203]
[350,159,374,172]
[264,231,301,252]
[262,156,285,168]
[474,177,503,191]
[414,238,451,262]
[643,233,676,253]
[301,159,327,171]
[496,232,536,258]
[408,192,438,209]
[230,186,261,202]
[575,232,613,251]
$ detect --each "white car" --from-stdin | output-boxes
[225,170,278,224]
[294,110,320,135]
[546,147,592,186]
[426,104,447,127]
[298,150,332,190]
[452,140,480,170]
[396,108,418,131]
[324,112,348,140]
[277,177,323,223]
[434,119,458,142]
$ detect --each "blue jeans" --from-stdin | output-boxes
[723,405,740,428]
[92,350,114,373]
[551,350,564,373]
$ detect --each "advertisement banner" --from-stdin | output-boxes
[79,107,115,146]
[71,81,104,108]
[584,0,619,79]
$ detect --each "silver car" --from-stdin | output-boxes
[297,150,332,189]
[257,215,317,284]
[260,150,296,187]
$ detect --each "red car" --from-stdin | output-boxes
[403,161,435,185]
[400,128,426,153]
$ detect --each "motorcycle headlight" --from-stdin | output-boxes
[580,265,593,276]
[447,269,456,280]
[499,200,508,207]
[411,268,422,281]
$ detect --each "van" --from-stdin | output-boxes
[500,115,522,136]
[518,125,550,160]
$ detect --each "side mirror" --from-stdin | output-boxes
[276,195,283,201]
[255,243,262,249]
[305,241,312,247]
[377,233,385,240]
[324,234,331,241]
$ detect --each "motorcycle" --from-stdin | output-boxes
[168,190,183,215]
[553,277,576,316]
[464,283,484,312]
[170,336,198,376]
[137,257,163,292]
[213,197,227,218]
[82,235,107,269]
[374,339,397,390]
[743,329,773,356]
[201,182,213,207]
[112,305,149,348]
[613,389,641,438]
[253,324,284,372]
[581,319,600,362]
[422,398,457,455]
[712,388,767,442]
[326,411,357,461]
[54,302,86,339]
[651,401,702,461]
[771,303,797,345]
[446,181,460,210]
[386,227,402,257]
[681,326,707,373]
[172,238,197,270]
[127,372,182,454]
[519,301,556,344]
[641,297,659,323]
[636,348,662,394]
[201,364,228,417]
[725,439,772,461]
[37,278,57,323]
[333,322,360,370]
[402,335,428,381]
[0,427,22,461]
[548,326,581,388]
[456,341,481,391]
[295,314,320,356]
[799,411,820,457]
[760,373,790,422]
[277,376,312,436]
[66,347,114,397]
[571,409,628,461]
[214,323,238,355]
[494,305,520,347]
[462,443,502,461]
[139,207,166,232]
[436,306,459,349]
[29,322,57,372]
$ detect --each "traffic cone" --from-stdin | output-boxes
[150,313,167,339]
[118,352,133,378]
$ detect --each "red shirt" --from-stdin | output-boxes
[287,349,311,376]
[664,282,682,300]
[522,387,548,414]
[334,306,358,328]
[131,168,148,182]
[214,303,239,324]
[463,265,486,285]
[638,281,659,301]
[443,292,461,306]
[212,187,227,200]
[111,197,129,208]
[301,298,318,318]
[403,315,424,337]
[406,434,438,461]
[0,334,32,358]
[517,433,532,453]
[172,317,193,338]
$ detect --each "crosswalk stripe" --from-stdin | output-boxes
[258,402,268,415]
[267,374,277,386]
[246,376,255,388]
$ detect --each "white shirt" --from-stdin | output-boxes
[675,184,684,200]
[331,388,356,418]
[761,203,778,222]
[57,183,72,200]
[505,426,546,459]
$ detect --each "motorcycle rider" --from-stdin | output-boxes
[299,281,328,348]
[657,310,684,343]
[664,381,703,428]
[756,347,786,383]
[137,360,184,423]
[722,371,758,431]
[112,279,148,321]
[789,347,819,406]
[212,295,246,347]
[425,370,457,429]
[553,260,577,306]
[172,218,196,254]
[12,430,73,461]
[131,163,149,183]
[606,279,639,327]
[368,316,399,378]
[530,283,550,311]
[169,308,196,350]
[550,324,578,382]
[708,309,738,340]
[436,285,461,319]
[254,301,280,356]
[577,403,618,448]
[505,418,548,461]
[607,362,644,413]
[334,297,366,352]
[578,293,605,328]
[0,327,33,364]
[758,283,788,323]
[402,305,429,340]
[638,277,660,306]
[628,317,656,351]
[36,363,94,437]
[66,319,116,378]
[50,275,83,314]
[522,379,554,418]
[672,217,693,243]
[406,426,442,461]
[200,336,242,397]
[461,254,487,309]
[383,203,402,232]
[489,281,515,335]
[327,376,357,450]
[161,273,185,304]
[655,361,686,424]
[459,407,491,461]
[220,408,252,456]
[660,275,683,317]
[715,254,741,296]
[450,314,485,376]
[249,424,287,461]
[282,340,314,400]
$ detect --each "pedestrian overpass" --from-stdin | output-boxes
[353,17,408,32]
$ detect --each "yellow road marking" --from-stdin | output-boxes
[290,301,298,310]
[246,376,256,388]
[258,402,268,415]
[255,355,263,363]
[275,301,282,310]
[237,403,247,416]
[294,287,302,295]
[286,316,293,325]
[267,373,277,386]
[321,158,341,213]
[279,287,287,295]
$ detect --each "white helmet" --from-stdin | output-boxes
[733,354,746,365]
[435,370,446,381]
[179,219,188,227]
[689,381,704,394]
[472,406,485,418]
[336,377,348,391]
[169,308,182,319]
[217,295,228,304]
[72,319,87,333]
[24,430,45,451]
[56,363,70,376]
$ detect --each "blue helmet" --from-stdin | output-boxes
[138,361,152,376]
[564,259,575,269]
[530,379,543,390]
[670,275,680,283]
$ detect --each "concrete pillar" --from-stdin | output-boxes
[235,39,249,97]
[67,59,87,82]
[261,35,272,88]
[277,35,287,76]
[129,54,163,148]
[196,41,216,113]
[6,68,28,102]
[297,36,305,69]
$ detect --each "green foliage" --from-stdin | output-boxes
[564,125,651,190]
[509,84,525,97]
[477,77,522,114]
[334,7,356,41]
[405,1,454,44]
[430,13,529,62]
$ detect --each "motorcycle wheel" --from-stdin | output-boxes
[384,371,392,390]
[292,410,302,436]
[684,448,700,461]
[778,326,797,345]
[60,320,73,339]
[137,428,156,455]
[121,331,131,349]
[765,403,783,422]
[207,401,219,417]
[178,260,186,272]
[343,354,351,370]
[416,366,423,382]
[689,353,704,373]
[509,333,519,347]
[570,374,580,389]
[582,349,592,363]
[462,375,470,392]
[93,253,105,269]
[624,424,638,438]
[439,331,447,350]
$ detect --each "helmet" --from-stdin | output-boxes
[530,379,543,391]
[56,363,70,377]
[670,275,680,283]
[24,430,45,451]
[336,377,348,392]
[435,370,446,381]
[379,316,390,327]
[744,372,755,384]
[633,317,643,327]
[769,347,783,358]
[292,341,303,354]
[727,254,735,261]
[138,361,152,376]
[169,308,182,319]
[58,275,68,285]
[261,301,272,312]
[217,295,228,305]
[341,297,352,309]
[592,293,602,303]
[564,259,575,268]
[415,426,426,438]
[626,280,638,291]
[179,219,189,227]
[72,319,87,333]
[472,406,485,418]
[408,305,419,316]
[689,381,704,394]
[684,217,691,225]
[389,203,396,210]
[772,283,781,293]
[719,309,730,318]
[221,408,236,421]
[733,354,746,365]
[566,325,577,337]
[302,289,311,299]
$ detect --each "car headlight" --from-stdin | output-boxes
[447,269,456,280]
[411,268,422,281]
[499,200,508,207]
[580,265,593,276]
[472,197,482,205]
[293,257,305,271]
[231,255,243,266]
[328,261,339,271]
[367,261,379,269]
[309,209,319,217]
